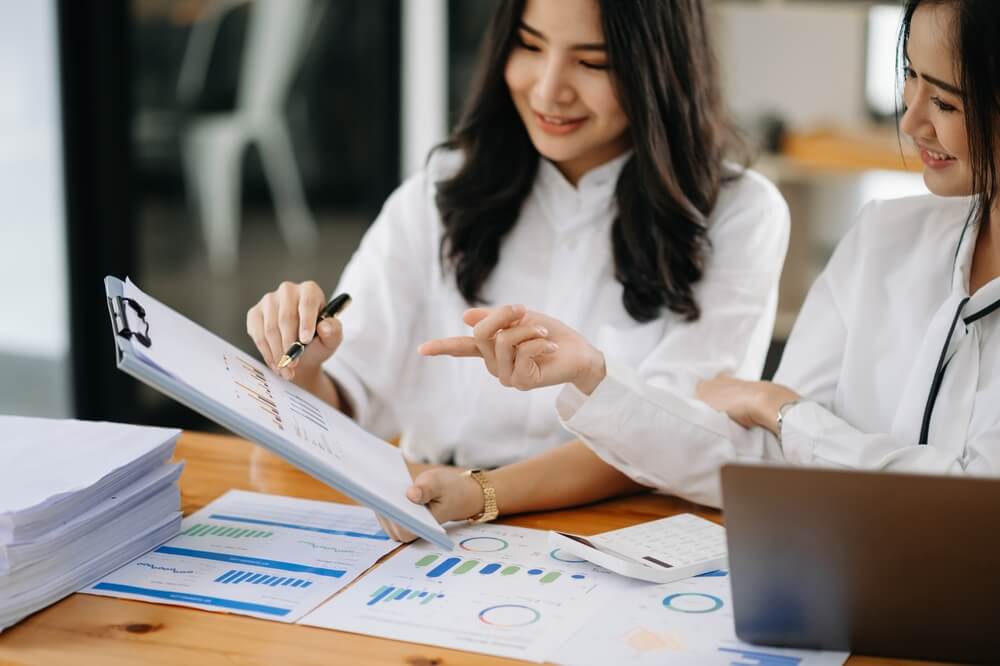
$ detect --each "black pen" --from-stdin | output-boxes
[277,293,352,369]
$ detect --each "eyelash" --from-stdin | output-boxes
[931,97,958,113]
[904,67,958,112]
[514,37,609,71]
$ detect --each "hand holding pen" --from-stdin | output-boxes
[278,292,351,368]
[246,281,351,381]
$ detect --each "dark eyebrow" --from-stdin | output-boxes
[518,21,606,51]
[923,73,963,97]
[904,50,963,97]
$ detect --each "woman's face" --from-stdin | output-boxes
[505,0,630,185]
[899,3,973,198]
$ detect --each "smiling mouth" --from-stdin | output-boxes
[918,144,957,162]
[535,112,586,125]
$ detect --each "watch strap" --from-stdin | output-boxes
[776,400,800,443]
[465,468,498,524]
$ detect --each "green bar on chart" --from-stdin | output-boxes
[415,554,439,567]
[501,565,520,576]
[540,572,561,584]
[453,560,479,575]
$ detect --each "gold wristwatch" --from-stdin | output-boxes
[464,468,499,524]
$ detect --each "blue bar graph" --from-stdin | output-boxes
[427,557,461,577]
[368,585,444,606]
[214,569,313,588]
[718,647,802,665]
[479,563,502,575]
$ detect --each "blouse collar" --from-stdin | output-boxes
[951,205,1000,314]
[534,151,632,232]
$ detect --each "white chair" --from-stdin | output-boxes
[178,0,319,274]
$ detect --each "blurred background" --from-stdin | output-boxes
[0,0,925,429]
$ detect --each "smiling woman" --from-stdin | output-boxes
[245,0,790,539]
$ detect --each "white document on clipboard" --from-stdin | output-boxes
[104,276,451,550]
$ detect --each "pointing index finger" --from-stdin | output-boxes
[418,336,481,357]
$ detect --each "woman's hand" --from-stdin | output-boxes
[246,281,343,381]
[695,374,800,434]
[419,305,607,395]
[377,467,486,542]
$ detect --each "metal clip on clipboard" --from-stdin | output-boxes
[108,295,152,348]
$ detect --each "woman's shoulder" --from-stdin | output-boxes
[424,146,467,184]
[716,166,787,210]
[707,167,790,249]
[382,147,466,216]
[852,194,975,251]
[822,194,974,286]
[712,167,789,227]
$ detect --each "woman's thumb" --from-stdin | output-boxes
[406,482,429,505]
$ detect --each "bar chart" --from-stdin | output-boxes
[214,569,314,588]
[414,554,586,583]
[367,585,445,606]
[287,392,328,432]
[180,523,273,539]
[225,355,283,430]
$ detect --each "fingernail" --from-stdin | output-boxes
[412,488,424,503]
[536,326,548,337]
[546,342,559,353]
[300,329,314,343]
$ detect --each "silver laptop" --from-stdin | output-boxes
[720,464,1000,664]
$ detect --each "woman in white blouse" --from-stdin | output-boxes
[246,0,788,477]
[381,0,1000,538]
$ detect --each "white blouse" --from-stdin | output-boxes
[324,149,789,468]
[559,194,1000,507]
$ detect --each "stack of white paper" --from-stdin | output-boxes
[0,415,184,632]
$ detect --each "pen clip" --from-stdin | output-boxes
[110,296,152,348]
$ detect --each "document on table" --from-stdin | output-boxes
[300,523,640,663]
[552,570,849,666]
[85,490,400,622]
[105,276,450,549]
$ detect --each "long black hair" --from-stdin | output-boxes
[435,0,744,323]
[901,0,1000,226]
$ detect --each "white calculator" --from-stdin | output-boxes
[548,513,727,584]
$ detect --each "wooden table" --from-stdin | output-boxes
[0,432,955,665]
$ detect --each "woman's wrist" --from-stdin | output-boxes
[572,347,607,395]
[751,383,801,435]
